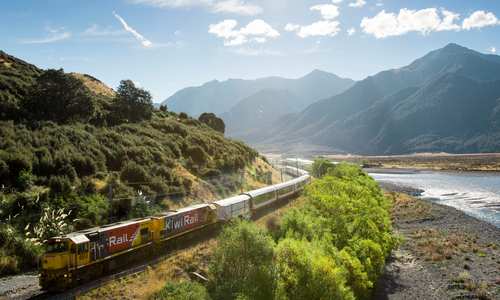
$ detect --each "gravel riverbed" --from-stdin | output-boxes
[374,183,500,300]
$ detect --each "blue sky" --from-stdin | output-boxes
[2,0,500,102]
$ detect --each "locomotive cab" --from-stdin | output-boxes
[40,234,90,291]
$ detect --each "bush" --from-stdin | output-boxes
[311,158,335,178]
[152,281,211,300]
[198,113,225,134]
[48,176,72,196]
[274,239,354,300]
[70,194,110,229]
[111,80,153,123]
[21,69,96,123]
[276,163,395,299]
[209,221,276,300]
[120,161,149,184]
[17,170,34,191]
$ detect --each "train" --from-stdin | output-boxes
[39,166,310,291]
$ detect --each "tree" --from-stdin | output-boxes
[208,221,276,300]
[199,113,225,134]
[21,69,96,123]
[112,80,153,123]
[274,239,354,300]
[311,158,335,178]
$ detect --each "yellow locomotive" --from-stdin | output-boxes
[41,204,216,290]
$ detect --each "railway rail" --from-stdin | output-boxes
[2,164,310,299]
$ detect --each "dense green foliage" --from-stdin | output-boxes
[152,281,211,300]
[0,52,259,275]
[208,221,275,300]
[112,80,154,123]
[311,157,335,178]
[21,69,97,123]
[0,51,41,121]
[199,113,225,134]
[205,163,395,300]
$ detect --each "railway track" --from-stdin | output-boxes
[5,189,303,300]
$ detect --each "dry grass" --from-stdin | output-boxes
[409,229,492,262]
[389,192,432,222]
[70,73,116,98]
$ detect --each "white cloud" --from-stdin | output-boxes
[212,0,262,15]
[489,47,497,54]
[20,26,71,44]
[463,10,499,30]
[113,12,153,48]
[376,2,383,7]
[130,0,262,15]
[284,23,300,32]
[209,19,279,46]
[286,2,341,39]
[310,4,339,20]
[331,0,343,3]
[347,27,356,36]
[361,8,461,39]
[295,20,341,38]
[349,0,366,8]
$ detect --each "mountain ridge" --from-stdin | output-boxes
[163,70,354,117]
[259,43,500,155]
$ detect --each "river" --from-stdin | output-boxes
[369,170,500,228]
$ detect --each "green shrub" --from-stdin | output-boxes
[17,170,34,191]
[276,163,395,299]
[209,221,276,300]
[311,158,335,178]
[120,161,149,184]
[48,176,72,196]
[274,239,354,300]
[152,281,211,300]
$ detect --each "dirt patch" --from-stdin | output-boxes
[374,191,500,300]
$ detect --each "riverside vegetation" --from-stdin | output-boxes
[0,51,259,276]
[151,162,397,300]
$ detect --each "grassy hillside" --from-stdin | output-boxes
[0,51,263,275]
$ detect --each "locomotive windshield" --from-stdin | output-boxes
[46,240,68,253]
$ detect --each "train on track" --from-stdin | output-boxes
[40,166,310,291]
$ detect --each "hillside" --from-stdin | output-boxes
[163,70,354,117]
[0,51,266,275]
[261,43,500,155]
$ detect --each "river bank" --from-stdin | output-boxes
[374,184,500,300]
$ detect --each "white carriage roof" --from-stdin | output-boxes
[213,195,250,207]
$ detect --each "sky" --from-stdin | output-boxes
[2,0,500,102]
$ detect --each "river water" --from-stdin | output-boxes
[369,170,500,228]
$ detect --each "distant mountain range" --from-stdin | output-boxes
[259,43,500,155]
[163,70,354,115]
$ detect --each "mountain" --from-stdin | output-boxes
[261,43,500,155]
[221,89,300,141]
[162,70,354,117]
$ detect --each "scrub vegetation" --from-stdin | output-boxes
[153,162,396,300]
[0,51,258,275]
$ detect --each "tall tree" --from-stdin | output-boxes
[113,80,153,123]
[22,69,96,123]
[199,112,225,134]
